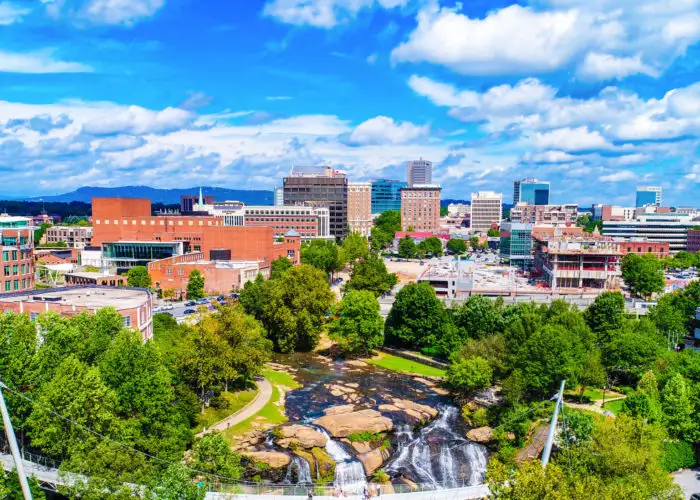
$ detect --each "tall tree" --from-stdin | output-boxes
[187,270,206,300]
[190,433,242,480]
[446,238,467,255]
[621,253,664,299]
[127,266,152,288]
[446,356,492,395]
[469,236,479,251]
[301,239,345,277]
[343,254,398,297]
[385,282,452,349]
[329,290,384,356]
[661,373,695,441]
[397,236,416,259]
[270,257,293,279]
[341,232,370,263]
[374,210,401,235]
[584,291,626,345]
[454,295,503,340]
[239,273,268,321]
[261,265,335,352]
[421,236,444,257]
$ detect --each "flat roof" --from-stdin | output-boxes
[0,286,149,310]
[66,272,122,279]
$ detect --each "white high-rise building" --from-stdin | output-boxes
[274,187,284,206]
[407,159,432,186]
[471,191,503,233]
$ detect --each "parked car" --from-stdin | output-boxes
[162,302,174,310]
[196,298,208,305]
[185,301,196,306]
[183,309,196,315]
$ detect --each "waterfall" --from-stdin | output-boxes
[316,427,367,493]
[285,456,313,485]
[384,404,489,489]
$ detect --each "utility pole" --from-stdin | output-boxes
[0,381,33,500]
[542,379,566,467]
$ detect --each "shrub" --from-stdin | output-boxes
[659,440,696,472]
[210,395,230,410]
[370,469,391,484]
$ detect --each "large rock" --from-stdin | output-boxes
[242,451,291,469]
[358,447,391,475]
[324,404,356,416]
[467,426,494,443]
[379,398,438,424]
[275,424,328,449]
[314,409,393,438]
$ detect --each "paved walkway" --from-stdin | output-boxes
[673,467,700,499]
[197,377,273,437]
[564,395,626,415]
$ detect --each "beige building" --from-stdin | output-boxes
[400,184,441,232]
[471,191,503,233]
[347,182,372,236]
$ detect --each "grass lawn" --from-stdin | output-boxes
[602,398,626,415]
[195,389,258,433]
[366,352,446,378]
[566,387,623,402]
[261,369,301,389]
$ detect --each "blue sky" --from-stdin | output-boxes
[0,0,698,205]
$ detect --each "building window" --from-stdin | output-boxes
[167,268,172,275]
[21,278,25,289]
[30,312,39,321]
[13,280,18,291]
[178,268,184,275]
[3,266,8,277]
[4,282,9,292]
[122,316,132,328]
[11,251,16,260]
[12,265,18,275]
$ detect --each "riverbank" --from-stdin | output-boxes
[366,351,446,378]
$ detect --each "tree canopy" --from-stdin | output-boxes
[329,290,384,356]
[186,269,205,300]
[446,238,467,255]
[343,254,398,297]
[127,266,152,288]
[621,253,665,299]
[397,236,416,259]
[301,239,345,276]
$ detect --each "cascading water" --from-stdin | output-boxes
[317,427,367,493]
[285,456,313,485]
[384,405,488,488]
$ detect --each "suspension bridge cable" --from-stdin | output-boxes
[559,403,572,474]
[0,381,253,485]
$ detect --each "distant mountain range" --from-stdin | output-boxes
[22,186,274,205]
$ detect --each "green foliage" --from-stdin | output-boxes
[239,273,267,321]
[186,269,205,300]
[150,463,206,500]
[659,440,696,472]
[454,295,503,341]
[0,469,46,499]
[374,210,401,235]
[584,291,625,345]
[562,410,593,445]
[661,373,696,441]
[329,290,384,355]
[370,226,392,252]
[446,238,467,254]
[487,227,500,237]
[127,265,152,288]
[419,236,444,257]
[342,232,370,262]
[346,431,385,443]
[370,469,391,484]
[191,433,242,480]
[37,240,68,248]
[33,222,52,243]
[270,257,293,279]
[621,253,665,299]
[440,206,448,217]
[301,239,345,276]
[258,265,335,352]
[343,254,397,297]
[384,282,452,350]
[397,235,416,258]
[446,356,492,395]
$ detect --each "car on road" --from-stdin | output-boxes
[185,301,196,306]
[196,298,208,305]
[183,308,196,315]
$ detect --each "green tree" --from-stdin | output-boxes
[385,282,452,349]
[446,356,492,395]
[187,269,206,300]
[421,236,444,257]
[33,222,52,243]
[329,290,384,355]
[127,265,152,288]
[270,257,293,279]
[446,238,467,255]
[343,254,398,297]
[190,433,242,480]
[454,295,503,340]
[584,291,625,346]
[0,470,46,500]
[150,463,205,500]
[374,210,401,235]
[342,232,370,263]
[301,239,345,277]
[370,226,392,251]
[621,253,664,299]
[661,373,695,441]
[577,350,606,402]
[469,236,479,251]
[487,227,500,237]
[239,273,268,321]
[397,236,416,258]
[260,265,335,352]
[440,206,448,217]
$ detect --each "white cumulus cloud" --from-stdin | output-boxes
[348,115,428,145]
[0,2,31,24]
[577,52,658,81]
[600,170,637,182]
[264,0,407,28]
[44,0,164,26]
[0,49,92,73]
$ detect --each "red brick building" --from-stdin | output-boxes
[688,229,700,253]
[0,219,35,293]
[148,253,268,296]
[618,240,671,259]
[91,198,300,269]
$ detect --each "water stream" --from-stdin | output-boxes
[317,427,367,493]
[285,456,313,485]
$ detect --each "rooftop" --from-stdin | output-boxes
[0,286,150,310]
[65,272,122,279]
[174,259,261,269]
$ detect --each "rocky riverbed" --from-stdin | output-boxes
[238,353,488,490]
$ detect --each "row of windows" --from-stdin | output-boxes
[3,264,28,276]
[3,278,28,291]
[95,219,221,227]
[2,250,30,262]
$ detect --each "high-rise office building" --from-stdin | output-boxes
[400,185,441,232]
[407,159,432,186]
[513,178,550,205]
[471,191,503,233]
[636,186,662,207]
[274,187,284,207]
[347,182,372,236]
[283,166,348,239]
[371,179,407,214]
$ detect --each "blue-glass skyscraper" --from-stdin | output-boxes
[513,178,550,205]
[371,179,407,214]
[635,186,662,207]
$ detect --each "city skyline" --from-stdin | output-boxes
[0,0,697,205]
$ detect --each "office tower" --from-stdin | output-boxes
[283,166,348,239]
[513,178,550,205]
[274,187,284,207]
[407,159,432,186]
[636,186,662,207]
[371,179,407,214]
[400,184,441,232]
[347,182,372,236]
[471,191,503,233]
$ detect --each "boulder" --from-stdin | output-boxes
[314,409,393,438]
[242,451,291,469]
[275,424,328,449]
[466,426,494,443]
[358,447,391,475]
[323,404,356,416]
[379,399,438,424]
[231,429,265,451]
[345,359,368,367]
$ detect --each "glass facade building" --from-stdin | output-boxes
[513,179,550,205]
[635,186,662,207]
[371,179,407,214]
[500,222,534,267]
[102,241,184,271]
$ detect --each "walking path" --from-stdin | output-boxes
[197,377,273,437]
[564,395,626,415]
